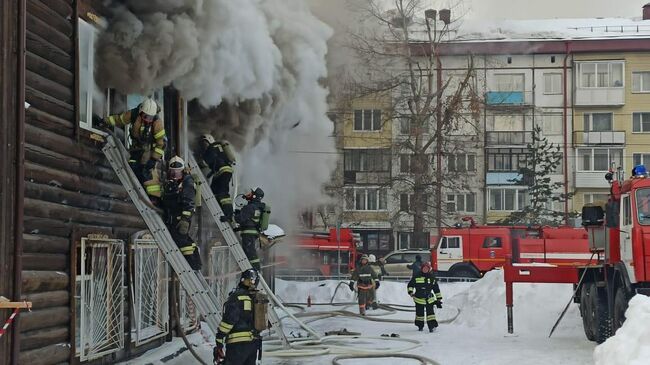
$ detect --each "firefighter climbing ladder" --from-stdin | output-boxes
[187,155,320,344]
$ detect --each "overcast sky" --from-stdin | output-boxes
[463,0,647,19]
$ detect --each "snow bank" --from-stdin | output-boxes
[452,270,579,335]
[594,295,650,365]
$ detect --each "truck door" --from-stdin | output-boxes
[478,236,505,271]
[437,236,463,271]
[620,194,637,283]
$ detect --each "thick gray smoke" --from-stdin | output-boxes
[97,0,337,230]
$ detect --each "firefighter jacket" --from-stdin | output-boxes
[162,174,195,226]
[216,285,258,346]
[106,107,166,161]
[407,272,443,305]
[351,263,377,290]
[235,199,264,235]
[202,142,234,178]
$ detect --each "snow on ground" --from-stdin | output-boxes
[123,271,596,365]
[594,295,650,365]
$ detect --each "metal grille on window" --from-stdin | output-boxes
[76,237,125,361]
[208,246,240,321]
[179,288,198,332]
[131,236,169,346]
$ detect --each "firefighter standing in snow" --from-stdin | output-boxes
[214,269,262,365]
[234,188,268,271]
[161,156,202,270]
[103,98,166,202]
[198,134,236,222]
[407,262,442,332]
[349,254,379,315]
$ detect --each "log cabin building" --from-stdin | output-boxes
[0,1,200,364]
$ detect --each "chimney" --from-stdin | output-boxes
[644,3,650,20]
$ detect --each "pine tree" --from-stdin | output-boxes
[501,125,571,225]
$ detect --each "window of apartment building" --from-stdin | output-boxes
[487,114,525,131]
[354,109,382,131]
[400,118,428,134]
[345,188,388,211]
[632,72,650,93]
[494,73,524,92]
[543,73,562,94]
[400,154,411,173]
[577,148,623,171]
[400,194,429,212]
[398,232,412,250]
[446,193,476,213]
[584,192,609,205]
[540,113,563,135]
[578,61,624,88]
[356,231,392,252]
[489,188,528,211]
[344,149,390,172]
[633,113,650,133]
[633,153,650,167]
[447,154,476,172]
[583,113,613,131]
[487,148,529,172]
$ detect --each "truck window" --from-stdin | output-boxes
[447,237,460,249]
[440,237,448,249]
[636,188,650,225]
[623,196,632,226]
[483,237,502,248]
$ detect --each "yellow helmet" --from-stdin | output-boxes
[168,156,185,180]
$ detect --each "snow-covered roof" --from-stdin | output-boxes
[454,17,650,42]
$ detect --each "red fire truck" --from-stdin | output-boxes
[276,228,360,276]
[503,170,650,343]
[433,220,590,278]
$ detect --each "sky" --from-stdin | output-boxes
[464,0,647,19]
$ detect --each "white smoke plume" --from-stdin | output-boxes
[97,0,337,230]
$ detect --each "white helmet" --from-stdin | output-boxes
[139,98,158,117]
[168,156,185,180]
[201,133,216,145]
[368,254,376,263]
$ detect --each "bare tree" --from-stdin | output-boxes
[345,0,481,247]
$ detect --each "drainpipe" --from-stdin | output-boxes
[11,0,26,363]
[562,41,571,225]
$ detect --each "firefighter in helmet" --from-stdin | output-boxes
[407,261,442,332]
[161,156,201,270]
[349,254,378,315]
[103,98,166,202]
[198,134,236,222]
[214,269,261,365]
[234,188,267,270]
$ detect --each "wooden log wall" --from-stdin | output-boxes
[19,1,147,364]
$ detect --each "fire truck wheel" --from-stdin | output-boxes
[612,286,628,334]
[581,283,596,341]
[589,284,611,344]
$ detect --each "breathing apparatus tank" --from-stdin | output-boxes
[259,203,271,231]
[253,291,269,332]
[220,141,237,165]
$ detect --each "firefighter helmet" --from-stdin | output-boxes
[360,254,369,262]
[421,262,432,273]
[240,269,258,286]
[200,133,216,145]
[254,187,264,199]
[168,156,185,181]
[368,254,376,263]
[139,98,158,117]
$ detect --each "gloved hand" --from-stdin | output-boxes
[436,300,443,309]
[213,344,225,364]
[176,218,190,235]
[219,215,230,222]
[144,158,157,171]
[375,281,380,289]
[348,281,355,292]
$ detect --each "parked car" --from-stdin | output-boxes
[382,249,431,277]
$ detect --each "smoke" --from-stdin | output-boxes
[97,0,337,230]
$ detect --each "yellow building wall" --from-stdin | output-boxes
[342,93,393,149]
[573,52,650,212]
[343,211,390,222]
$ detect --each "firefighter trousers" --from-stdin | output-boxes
[357,286,374,315]
[241,233,260,270]
[169,225,202,270]
[211,171,233,220]
[414,300,438,330]
[128,151,162,200]
[224,341,258,365]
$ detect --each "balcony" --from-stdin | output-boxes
[486,172,522,185]
[573,131,626,145]
[485,91,525,106]
[344,171,390,184]
[574,87,624,106]
[486,131,532,146]
[574,171,611,188]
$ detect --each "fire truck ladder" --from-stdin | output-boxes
[187,155,320,346]
[102,135,224,335]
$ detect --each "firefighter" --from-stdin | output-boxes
[214,269,261,365]
[407,261,442,332]
[102,98,166,203]
[234,188,267,271]
[161,156,201,270]
[349,254,378,315]
[407,254,423,277]
[198,134,236,222]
